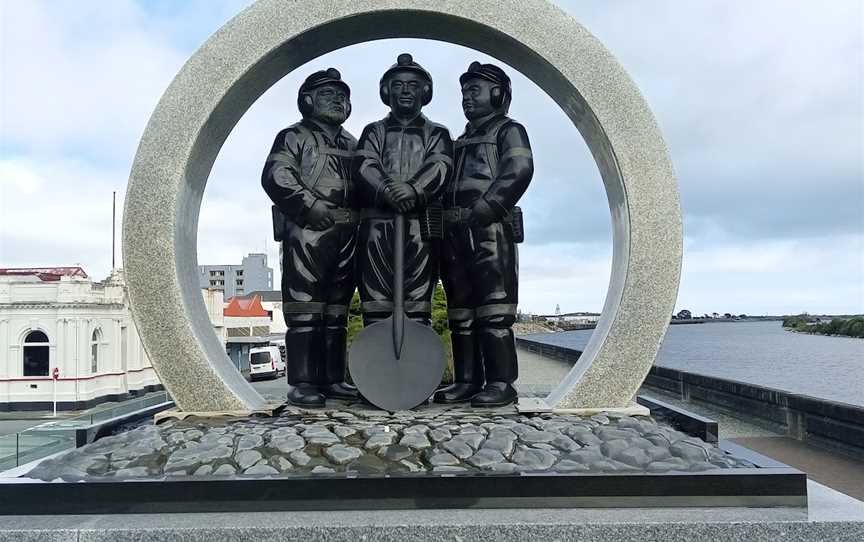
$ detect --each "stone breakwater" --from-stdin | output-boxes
[23,405,756,481]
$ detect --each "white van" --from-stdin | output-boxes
[249,346,285,380]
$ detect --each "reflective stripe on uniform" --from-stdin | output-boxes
[324,304,349,317]
[499,147,533,161]
[475,303,518,318]
[447,308,474,321]
[361,301,433,314]
[455,135,497,148]
[282,301,327,313]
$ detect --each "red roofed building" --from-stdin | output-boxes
[224,295,269,317]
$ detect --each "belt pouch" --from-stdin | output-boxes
[419,201,443,241]
[506,206,524,243]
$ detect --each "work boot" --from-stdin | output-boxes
[471,326,518,407]
[471,381,518,407]
[287,383,325,408]
[284,314,325,407]
[321,316,358,400]
[434,329,484,403]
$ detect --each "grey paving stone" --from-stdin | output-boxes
[288,450,312,466]
[193,464,213,476]
[428,428,451,443]
[427,451,461,467]
[512,448,557,471]
[399,433,432,450]
[482,436,515,457]
[450,432,484,451]
[243,464,279,475]
[364,431,398,450]
[212,463,237,476]
[271,435,306,454]
[467,449,506,469]
[324,445,362,465]
[235,450,263,470]
[333,426,357,439]
[378,445,413,462]
[236,434,264,451]
[441,439,474,460]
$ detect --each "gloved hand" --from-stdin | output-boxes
[469,198,497,227]
[304,200,335,230]
[382,183,417,213]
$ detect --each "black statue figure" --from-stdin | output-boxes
[262,68,359,408]
[434,62,534,407]
[353,54,454,329]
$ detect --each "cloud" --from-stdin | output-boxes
[0,156,123,272]
[0,1,861,315]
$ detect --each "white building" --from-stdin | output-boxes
[0,267,161,411]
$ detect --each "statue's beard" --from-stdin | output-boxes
[311,107,347,126]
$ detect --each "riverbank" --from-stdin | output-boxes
[512,340,864,501]
[521,320,864,407]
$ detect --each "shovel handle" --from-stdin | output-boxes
[392,213,405,359]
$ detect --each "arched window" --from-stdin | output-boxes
[91,329,102,374]
[23,330,50,377]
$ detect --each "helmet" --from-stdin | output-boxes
[379,53,433,106]
[297,68,351,118]
[460,61,511,109]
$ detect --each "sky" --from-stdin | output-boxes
[1,0,862,316]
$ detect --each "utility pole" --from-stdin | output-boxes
[112,191,116,270]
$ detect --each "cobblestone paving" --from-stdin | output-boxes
[23,403,757,481]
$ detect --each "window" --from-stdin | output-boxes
[91,329,102,374]
[236,270,243,277]
[210,270,218,277]
[23,331,49,377]
[236,279,243,286]
[121,327,128,369]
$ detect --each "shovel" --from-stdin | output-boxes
[348,213,446,411]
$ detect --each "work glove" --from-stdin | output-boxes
[468,198,497,227]
[382,183,417,213]
[304,200,335,231]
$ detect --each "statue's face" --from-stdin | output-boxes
[388,71,425,117]
[310,83,349,126]
[461,77,497,120]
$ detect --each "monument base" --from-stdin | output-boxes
[517,397,650,416]
[153,402,286,423]
[0,481,860,541]
[1,402,809,514]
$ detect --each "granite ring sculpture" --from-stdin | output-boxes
[123,0,682,412]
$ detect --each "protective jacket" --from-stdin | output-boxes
[263,119,357,224]
[440,113,533,386]
[261,119,358,388]
[354,113,453,321]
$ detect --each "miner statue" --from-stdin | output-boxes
[262,68,359,408]
[353,54,454,330]
[434,62,534,407]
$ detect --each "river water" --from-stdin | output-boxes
[522,321,864,407]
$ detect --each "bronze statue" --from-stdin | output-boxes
[262,68,359,407]
[434,62,534,407]
[353,54,453,329]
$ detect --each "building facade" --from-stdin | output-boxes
[0,268,161,411]
[198,253,273,299]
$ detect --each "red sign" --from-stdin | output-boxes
[52,367,60,380]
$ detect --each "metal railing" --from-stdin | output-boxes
[0,391,172,472]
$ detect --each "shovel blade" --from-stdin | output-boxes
[348,317,446,411]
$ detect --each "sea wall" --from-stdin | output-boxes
[516,337,864,459]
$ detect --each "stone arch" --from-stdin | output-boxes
[123,0,682,412]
